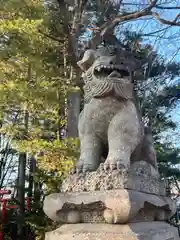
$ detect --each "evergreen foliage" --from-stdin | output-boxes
[0,0,77,238]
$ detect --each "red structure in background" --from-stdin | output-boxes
[0,190,11,240]
[0,190,32,240]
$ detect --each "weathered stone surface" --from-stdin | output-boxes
[45,222,180,240]
[43,189,176,224]
[72,45,158,174]
[61,161,164,195]
[43,44,177,239]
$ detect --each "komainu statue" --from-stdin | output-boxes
[43,43,178,240]
[71,44,157,173]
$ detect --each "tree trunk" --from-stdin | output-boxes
[67,90,81,137]
[27,155,36,210]
[17,152,26,239]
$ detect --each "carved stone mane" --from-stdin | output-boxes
[84,79,134,103]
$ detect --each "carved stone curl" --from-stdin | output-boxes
[43,189,176,224]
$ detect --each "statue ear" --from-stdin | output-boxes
[77,49,96,71]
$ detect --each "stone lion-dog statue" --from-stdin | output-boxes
[71,44,157,174]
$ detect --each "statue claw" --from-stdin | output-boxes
[77,166,83,174]
[110,164,116,171]
[116,161,122,170]
[99,160,127,172]
[103,163,109,171]
[70,161,89,175]
[82,167,88,173]
[70,167,76,175]
[99,163,104,172]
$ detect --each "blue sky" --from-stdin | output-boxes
[110,1,180,146]
[116,2,180,146]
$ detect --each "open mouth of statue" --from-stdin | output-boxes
[94,65,129,78]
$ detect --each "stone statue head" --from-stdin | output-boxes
[77,45,140,83]
[77,45,140,103]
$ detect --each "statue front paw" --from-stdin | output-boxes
[100,158,129,172]
[70,160,84,174]
[70,160,96,174]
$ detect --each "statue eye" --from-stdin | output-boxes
[109,51,115,55]
[107,46,116,55]
[95,55,101,59]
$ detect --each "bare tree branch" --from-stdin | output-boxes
[98,0,159,38]
[152,12,180,26]
[120,2,180,9]
[156,5,180,9]
[97,0,180,45]
[142,26,171,37]
[54,0,180,67]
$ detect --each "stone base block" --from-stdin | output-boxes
[61,161,165,195]
[43,189,176,224]
[45,222,180,240]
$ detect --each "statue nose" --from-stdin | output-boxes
[108,56,116,65]
[109,58,116,65]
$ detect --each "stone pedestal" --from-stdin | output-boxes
[45,222,179,240]
[43,162,178,240]
[43,162,176,224]
[44,189,175,224]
